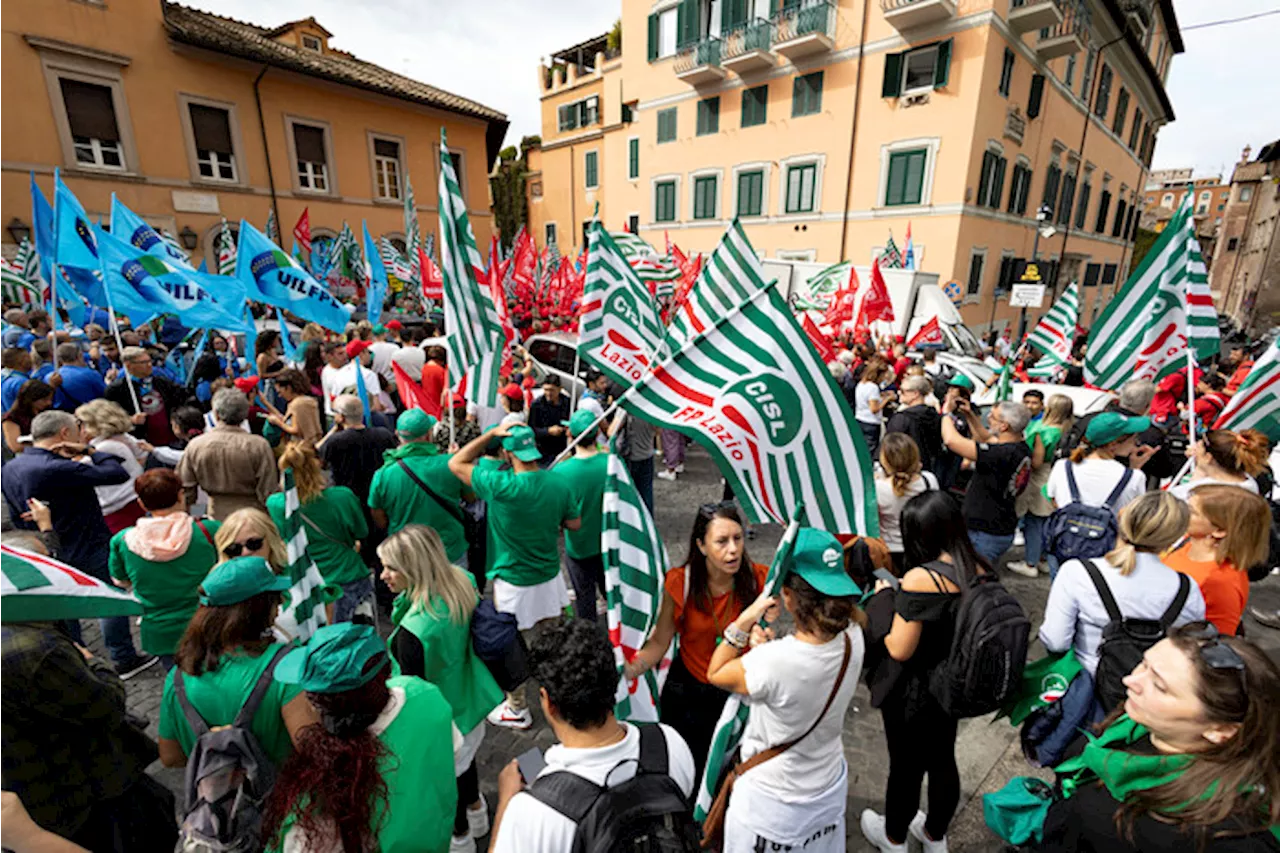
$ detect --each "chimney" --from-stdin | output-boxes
[1241,145,1253,164]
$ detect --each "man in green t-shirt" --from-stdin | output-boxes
[449,423,580,729]
[553,410,609,623]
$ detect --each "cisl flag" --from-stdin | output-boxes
[907,316,944,349]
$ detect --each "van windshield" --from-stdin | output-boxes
[947,324,983,358]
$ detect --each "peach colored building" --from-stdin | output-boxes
[527,0,1182,332]
[2,0,506,271]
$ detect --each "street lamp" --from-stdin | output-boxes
[7,218,31,245]
[178,226,199,251]
[1017,204,1057,339]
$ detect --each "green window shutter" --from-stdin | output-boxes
[886,153,904,205]
[1018,169,1032,214]
[883,52,904,98]
[1027,74,1045,119]
[1006,164,1020,213]
[1042,164,1060,211]
[723,0,748,32]
[992,157,1007,209]
[886,149,927,206]
[694,175,717,219]
[1112,88,1128,136]
[793,72,822,117]
[1075,182,1091,229]
[655,181,676,222]
[648,13,659,61]
[742,85,767,127]
[585,151,598,188]
[738,170,763,217]
[697,98,720,135]
[677,0,699,49]
[933,38,952,88]
[977,152,994,207]
[628,138,639,179]
[657,107,677,143]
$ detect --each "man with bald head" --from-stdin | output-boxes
[318,394,398,507]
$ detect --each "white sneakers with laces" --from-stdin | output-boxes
[910,810,949,853]
[467,795,490,838]
[1005,560,1040,578]
[486,700,532,730]
[860,810,906,852]
[657,469,677,481]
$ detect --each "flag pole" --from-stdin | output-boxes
[569,335,582,416]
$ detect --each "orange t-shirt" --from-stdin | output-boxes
[1162,543,1249,636]
[664,562,769,684]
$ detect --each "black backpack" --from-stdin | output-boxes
[927,564,1031,718]
[527,724,701,853]
[1045,464,1133,563]
[1081,558,1191,711]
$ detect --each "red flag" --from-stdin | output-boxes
[421,250,443,300]
[821,266,860,327]
[802,314,837,364]
[864,260,894,323]
[486,237,515,376]
[393,362,440,417]
[293,208,311,253]
[906,317,944,349]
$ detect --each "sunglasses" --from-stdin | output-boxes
[223,537,265,558]
[1183,622,1246,686]
[698,500,738,519]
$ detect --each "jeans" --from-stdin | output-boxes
[859,420,882,461]
[565,553,606,622]
[334,576,375,623]
[101,616,142,667]
[1022,513,1050,565]
[627,457,655,513]
[969,530,1015,567]
[1047,553,1062,581]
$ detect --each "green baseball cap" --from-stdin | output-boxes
[561,409,597,437]
[199,557,291,607]
[274,622,389,694]
[948,373,975,390]
[396,408,437,439]
[372,325,387,335]
[788,529,862,597]
[1086,411,1150,445]
[502,424,542,461]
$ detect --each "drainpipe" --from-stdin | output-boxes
[253,65,281,238]
[838,0,872,262]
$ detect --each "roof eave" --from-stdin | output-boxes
[1097,0,1175,122]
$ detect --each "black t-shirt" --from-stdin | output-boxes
[318,427,398,502]
[964,440,1032,535]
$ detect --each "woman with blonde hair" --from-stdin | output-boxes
[1168,428,1270,501]
[1009,394,1076,578]
[214,507,288,569]
[266,442,369,622]
[75,398,151,533]
[378,524,500,852]
[875,433,938,574]
[1039,492,1205,704]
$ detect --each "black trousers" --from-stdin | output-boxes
[565,553,606,623]
[660,654,730,781]
[453,759,480,837]
[881,693,961,843]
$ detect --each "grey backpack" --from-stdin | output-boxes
[174,647,287,853]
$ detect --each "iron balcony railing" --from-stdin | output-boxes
[721,18,773,60]
[1040,0,1090,44]
[774,0,836,43]
[674,37,722,73]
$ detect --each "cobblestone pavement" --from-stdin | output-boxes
[103,441,1280,851]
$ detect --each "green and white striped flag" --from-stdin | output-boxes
[1086,201,1217,390]
[610,231,658,260]
[1026,281,1080,367]
[995,360,1014,402]
[439,129,506,407]
[2,543,143,623]
[1213,338,1280,442]
[2,240,41,307]
[330,222,359,284]
[631,222,878,535]
[215,218,237,276]
[603,435,673,722]
[275,467,334,641]
[402,175,423,290]
[580,223,666,390]
[793,261,852,312]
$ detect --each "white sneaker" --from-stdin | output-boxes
[657,469,677,481]
[486,701,532,730]
[909,811,949,853]
[859,810,907,853]
[675,463,685,473]
[467,795,489,838]
[1006,560,1039,578]
[450,833,476,853]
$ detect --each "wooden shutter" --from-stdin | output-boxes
[60,79,119,141]
[648,13,660,61]
[677,0,699,48]
[723,0,748,31]
[1027,74,1045,119]
[629,138,639,178]
[882,52,904,98]
[992,157,1007,209]
[1042,164,1060,212]
[1075,182,1091,229]
[977,152,994,207]
[932,38,952,88]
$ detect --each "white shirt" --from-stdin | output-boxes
[1045,458,1147,513]
[854,381,882,425]
[1039,552,1205,676]
[90,435,146,515]
[389,345,425,382]
[491,723,695,853]
[875,471,938,552]
[1167,475,1258,502]
[368,341,400,382]
[320,362,384,416]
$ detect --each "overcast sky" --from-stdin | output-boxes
[193,0,1275,178]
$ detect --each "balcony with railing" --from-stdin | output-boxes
[1008,0,1062,34]
[674,37,726,86]
[882,0,957,34]
[772,0,836,62]
[721,18,776,74]
[1036,0,1088,60]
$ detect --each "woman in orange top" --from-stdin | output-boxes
[1163,484,1270,635]
[625,503,769,777]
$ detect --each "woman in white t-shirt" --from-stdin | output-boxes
[1167,428,1269,501]
[855,359,895,461]
[706,528,865,853]
[876,433,937,574]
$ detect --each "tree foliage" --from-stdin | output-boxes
[490,143,531,253]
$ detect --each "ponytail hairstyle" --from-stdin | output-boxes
[880,432,923,497]
[1201,429,1270,478]
[1104,491,1189,575]
[278,442,324,504]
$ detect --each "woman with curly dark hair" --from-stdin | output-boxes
[2,378,54,456]
[262,622,458,853]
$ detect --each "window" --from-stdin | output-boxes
[1057,173,1076,225]
[1083,263,1101,287]
[189,103,235,181]
[292,122,328,192]
[883,40,953,97]
[1027,74,1045,119]
[1240,186,1253,202]
[440,149,464,195]
[998,48,1015,97]
[1111,198,1127,237]
[1102,263,1118,285]
[582,221,593,248]
[584,150,599,189]
[1111,87,1128,137]
[655,180,678,222]
[1007,163,1032,215]
[976,150,1007,209]
[741,85,768,128]
[1042,162,1062,214]
[1075,179,1092,229]
[693,174,718,220]
[557,96,600,132]
[792,72,823,117]
[1129,109,1143,150]
[1161,192,1174,207]
[622,102,635,124]
[301,34,322,53]
[372,137,401,199]
[966,250,985,297]
[737,169,764,217]
[1065,55,1077,89]
[660,9,678,57]
[784,163,817,213]
[545,222,558,245]
[885,149,927,206]
[1094,63,1112,119]
[1094,189,1112,233]
[696,97,720,135]
[1227,237,1239,251]
[657,107,677,143]
[1218,203,1225,211]
[60,78,124,169]
[1080,48,1097,105]
[628,137,639,180]
[628,214,640,234]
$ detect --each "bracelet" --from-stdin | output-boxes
[722,624,749,650]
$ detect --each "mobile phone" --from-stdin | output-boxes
[516,747,546,782]
[873,568,901,591]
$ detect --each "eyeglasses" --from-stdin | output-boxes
[1183,622,1247,686]
[223,537,265,558]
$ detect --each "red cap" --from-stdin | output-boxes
[449,392,466,408]
[500,383,524,401]
[233,377,260,394]
[385,320,403,330]
[346,339,372,359]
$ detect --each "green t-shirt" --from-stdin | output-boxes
[470,465,575,586]
[158,644,303,767]
[266,487,369,586]
[554,452,608,559]
[266,676,456,853]
[367,446,467,562]
[1026,421,1064,459]
[108,519,222,655]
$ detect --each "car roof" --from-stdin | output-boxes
[975,382,1115,415]
[525,331,578,345]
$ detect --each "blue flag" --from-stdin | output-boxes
[30,174,55,285]
[362,221,388,327]
[197,258,209,273]
[54,172,102,273]
[353,356,372,424]
[242,306,258,377]
[276,307,299,363]
[33,175,89,328]
[235,220,348,332]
